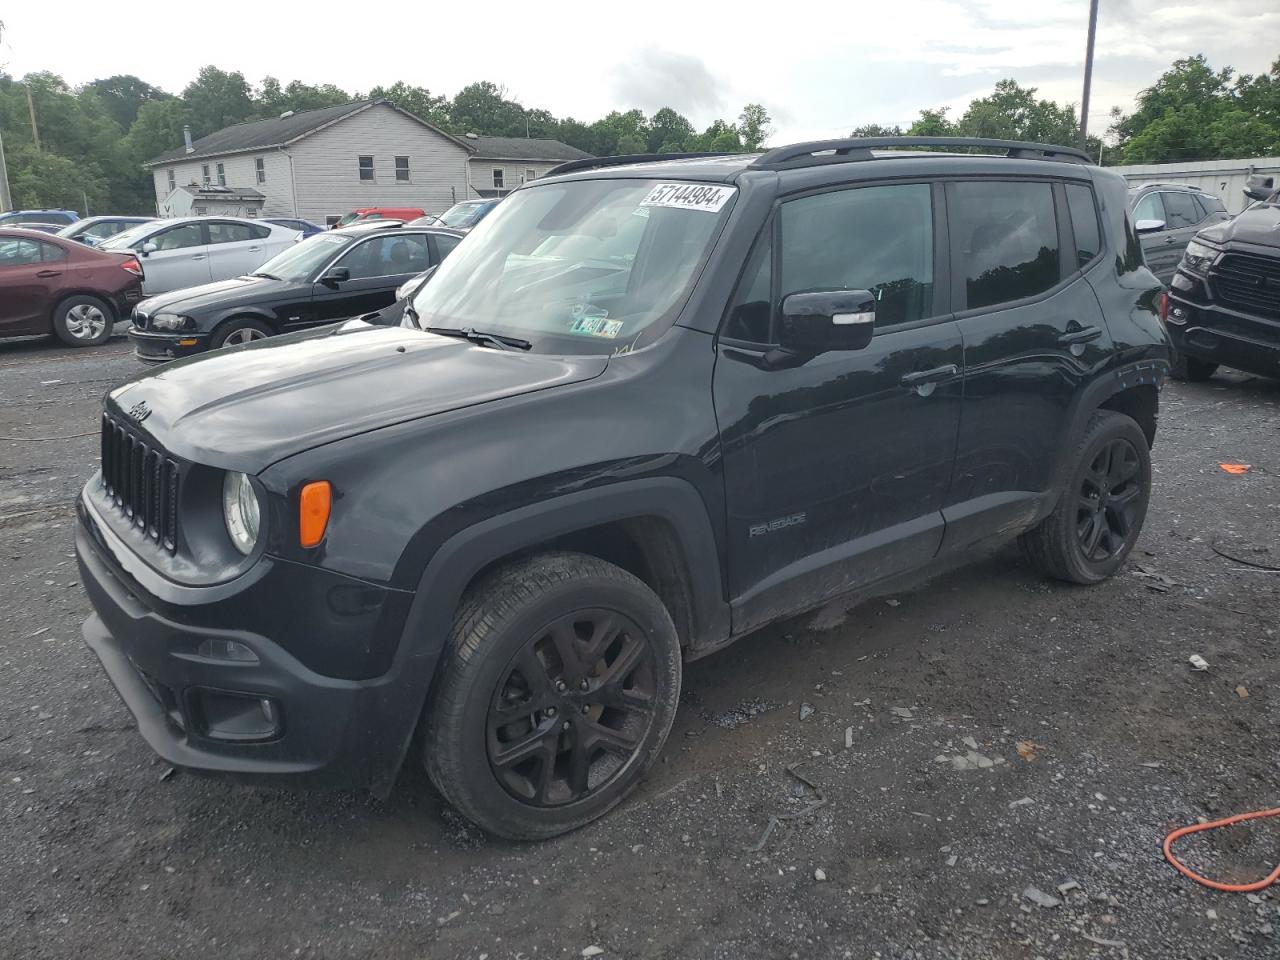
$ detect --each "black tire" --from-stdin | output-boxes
[424,551,682,840]
[1169,353,1217,382]
[1019,410,1151,585]
[52,295,113,347]
[211,317,273,350]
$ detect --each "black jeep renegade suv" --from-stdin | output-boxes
[76,137,1170,839]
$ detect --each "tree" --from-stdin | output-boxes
[737,103,773,151]
[906,108,956,137]
[366,81,449,129]
[182,66,253,137]
[648,107,694,153]
[6,142,109,211]
[589,110,649,155]
[955,79,1079,144]
[87,75,171,130]
[450,81,526,136]
[849,123,904,138]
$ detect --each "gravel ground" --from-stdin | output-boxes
[1,334,1278,960]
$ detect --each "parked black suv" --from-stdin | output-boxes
[128,223,464,361]
[76,138,1169,839]
[1165,173,1280,381]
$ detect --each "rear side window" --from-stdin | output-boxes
[950,181,1060,310]
[1161,192,1200,228]
[208,222,257,244]
[1065,184,1102,269]
[780,183,935,328]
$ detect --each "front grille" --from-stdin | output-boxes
[1212,253,1280,318]
[100,414,180,553]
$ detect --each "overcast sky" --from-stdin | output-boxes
[2,1,1277,144]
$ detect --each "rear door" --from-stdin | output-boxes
[309,233,432,325]
[206,221,272,279]
[941,178,1112,553]
[140,222,211,294]
[0,237,62,334]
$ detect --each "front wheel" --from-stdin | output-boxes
[424,552,682,840]
[1019,410,1151,584]
[211,317,273,349]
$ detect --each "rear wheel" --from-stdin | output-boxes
[1170,353,1217,382]
[52,295,113,347]
[1019,410,1151,584]
[211,317,272,349]
[425,552,681,840]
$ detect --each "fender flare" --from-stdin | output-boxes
[369,476,730,796]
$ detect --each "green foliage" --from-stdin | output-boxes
[366,82,450,129]
[849,123,904,137]
[737,104,773,151]
[182,66,253,137]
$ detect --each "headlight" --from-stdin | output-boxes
[152,313,194,331]
[1180,240,1218,275]
[222,471,261,555]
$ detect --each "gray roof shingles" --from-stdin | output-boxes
[468,136,592,162]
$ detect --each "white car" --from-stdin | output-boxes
[100,217,301,295]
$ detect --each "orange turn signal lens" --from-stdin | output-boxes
[299,481,332,548]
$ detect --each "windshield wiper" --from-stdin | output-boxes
[426,326,532,351]
[250,271,281,280]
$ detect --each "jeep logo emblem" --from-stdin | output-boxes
[126,400,152,423]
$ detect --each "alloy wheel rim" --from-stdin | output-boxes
[224,328,266,346]
[486,609,658,808]
[66,303,107,340]
[1076,437,1142,562]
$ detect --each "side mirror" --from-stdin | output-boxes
[1135,219,1165,235]
[777,290,876,354]
[1244,173,1277,203]
[140,241,158,256]
[320,266,349,286]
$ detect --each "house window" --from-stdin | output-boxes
[194,205,208,216]
[526,168,536,183]
[255,158,265,184]
[201,164,210,186]
[167,169,176,192]
[492,168,505,189]
[216,162,226,187]
[358,156,375,181]
[395,156,410,182]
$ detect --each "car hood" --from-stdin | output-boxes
[106,322,608,473]
[1199,205,1280,251]
[135,275,294,315]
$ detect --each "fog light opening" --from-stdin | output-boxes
[190,688,283,742]
[196,637,259,663]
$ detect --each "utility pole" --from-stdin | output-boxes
[27,85,40,151]
[0,124,11,212]
[1079,0,1100,150]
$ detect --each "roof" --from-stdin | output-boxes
[467,136,592,163]
[145,100,470,167]
[177,185,267,201]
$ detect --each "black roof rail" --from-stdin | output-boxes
[751,137,1092,169]
[543,152,740,178]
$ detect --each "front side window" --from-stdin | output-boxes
[781,182,935,327]
[216,162,226,187]
[950,180,1060,311]
[493,168,505,189]
[1161,191,1200,228]
[0,238,44,266]
[337,234,430,279]
[1131,191,1164,226]
[1065,183,1102,269]
[358,156,374,181]
[152,223,205,251]
[255,157,266,184]
[395,156,410,182]
[411,178,735,355]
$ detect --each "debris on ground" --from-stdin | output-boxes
[1009,796,1034,808]
[1132,564,1179,592]
[1218,463,1251,474]
[798,703,815,721]
[582,947,605,958]
[844,726,854,749]
[945,751,1004,771]
[1016,740,1041,761]
[706,699,781,729]
[813,868,827,881]
[1022,886,1062,908]
[962,735,979,750]
[1236,685,1249,699]
[889,706,914,720]
[1057,880,1080,895]
[1189,655,1210,672]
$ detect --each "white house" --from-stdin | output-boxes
[464,135,593,198]
[145,100,474,224]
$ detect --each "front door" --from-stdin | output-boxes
[140,222,211,294]
[941,178,1113,552]
[308,233,432,327]
[713,181,963,634]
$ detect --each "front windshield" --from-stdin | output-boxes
[99,222,157,250]
[252,233,350,281]
[410,178,736,355]
[438,202,490,228]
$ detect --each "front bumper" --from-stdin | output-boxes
[75,499,427,794]
[128,328,210,363]
[1166,293,1280,379]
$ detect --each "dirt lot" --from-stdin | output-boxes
[2,333,1278,960]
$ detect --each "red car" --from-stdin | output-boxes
[0,228,144,347]
[333,207,428,228]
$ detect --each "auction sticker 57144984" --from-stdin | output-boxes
[641,183,736,213]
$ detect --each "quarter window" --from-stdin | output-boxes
[1161,191,1200,228]
[38,241,67,262]
[395,156,410,182]
[433,233,461,260]
[780,183,935,327]
[255,158,266,184]
[950,180,1060,311]
[358,156,374,181]
[1065,183,1102,269]
[493,168,505,189]
[723,234,773,343]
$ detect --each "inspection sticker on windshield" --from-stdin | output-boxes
[570,316,624,338]
[640,183,736,213]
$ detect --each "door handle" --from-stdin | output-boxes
[900,364,959,388]
[1058,326,1103,345]
[1163,236,1178,244]
[36,269,62,278]
[247,246,262,252]
[191,254,206,260]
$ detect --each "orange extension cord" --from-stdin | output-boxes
[1163,808,1280,892]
